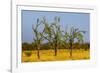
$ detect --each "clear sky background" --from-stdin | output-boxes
[22,10,90,43]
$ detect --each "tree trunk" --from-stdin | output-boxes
[54,46,57,56]
[37,47,40,59]
[69,40,73,58]
[54,37,58,56]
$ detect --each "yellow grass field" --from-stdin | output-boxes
[22,49,90,62]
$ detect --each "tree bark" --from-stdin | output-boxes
[37,46,40,59]
[54,37,58,56]
[69,39,73,58]
[54,46,57,56]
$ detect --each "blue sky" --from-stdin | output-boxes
[22,10,90,43]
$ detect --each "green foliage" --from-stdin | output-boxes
[22,16,89,58]
[63,26,86,57]
[32,18,44,59]
[22,43,33,51]
[24,51,32,57]
[22,42,89,50]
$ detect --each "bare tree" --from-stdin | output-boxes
[32,18,44,59]
[41,17,54,50]
[42,16,63,56]
[51,17,63,56]
[64,26,86,57]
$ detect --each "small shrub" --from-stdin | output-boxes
[24,51,32,57]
